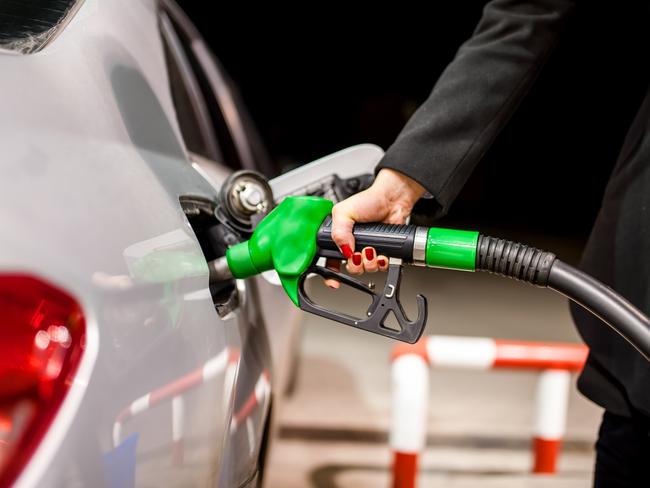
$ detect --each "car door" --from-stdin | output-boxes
[154,3,282,486]
[0,0,279,486]
[87,2,275,487]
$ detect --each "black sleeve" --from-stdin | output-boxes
[376,0,575,217]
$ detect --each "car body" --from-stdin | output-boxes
[0,1,385,486]
[0,1,295,486]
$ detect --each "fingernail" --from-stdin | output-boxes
[378,258,386,266]
[352,253,362,266]
[341,244,353,259]
[365,248,374,260]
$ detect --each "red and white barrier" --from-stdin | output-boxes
[533,369,571,473]
[229,371,272,457]
[390,335,587,487]
[172,395,184,465]
[391,349,429,488]
[113,347,241,463]
[230,371,271,432]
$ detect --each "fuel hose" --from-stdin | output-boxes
[476,235,650,361]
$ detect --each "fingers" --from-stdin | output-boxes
[345,248,389,274]
[331,202,356,258]
[346,251,364,275]
[324,259,341,289]
[377,255,389,271]
[362,247,378,273]
[322,251,386,289]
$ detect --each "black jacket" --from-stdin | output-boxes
[377,0,650,416]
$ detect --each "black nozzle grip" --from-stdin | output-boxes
[316,216,416,261]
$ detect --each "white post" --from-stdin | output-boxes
[390,354,430,488]
[532,370,571,474]
[172,395,184,466]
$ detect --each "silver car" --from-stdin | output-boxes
[0,1,292,486]
[0,1,383,486]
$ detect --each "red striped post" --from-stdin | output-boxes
[390,335,588,486]
[112,347,242,459]
[390,341,429,488]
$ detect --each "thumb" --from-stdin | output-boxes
[331,201,356,258]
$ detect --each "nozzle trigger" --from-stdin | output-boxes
[297,258,427,343]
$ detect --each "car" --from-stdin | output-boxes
[0,1,289,486]
[0,1,382,487]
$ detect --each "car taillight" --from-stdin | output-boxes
[0,275,85,487]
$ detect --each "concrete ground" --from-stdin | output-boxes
[264,236,602,488]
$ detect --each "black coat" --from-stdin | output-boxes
[376,0,650,416]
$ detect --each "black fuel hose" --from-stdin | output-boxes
[476,235,650,362]
[547,261,650,362]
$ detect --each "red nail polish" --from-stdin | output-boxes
[378,258,386,266]
[341,244,353,259]
[352,253,362,266]
[365,248,374,260]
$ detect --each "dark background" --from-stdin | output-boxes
[178,2,649,239]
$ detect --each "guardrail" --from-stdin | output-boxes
[112,347,271,465]
[390,335,588,488]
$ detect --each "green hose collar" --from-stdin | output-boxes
[425,227,479,271]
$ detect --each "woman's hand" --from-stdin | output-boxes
[325,168,425,286]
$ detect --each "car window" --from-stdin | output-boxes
[159,0,276,177]
[0,0,83,54]
[160,11,223,164]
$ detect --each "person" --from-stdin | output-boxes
[329,1,650,486]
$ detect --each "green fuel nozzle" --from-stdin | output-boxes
[209,196,485,343]
[223,196,334,305]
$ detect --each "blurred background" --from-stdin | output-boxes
[180,2,650,238]
[178,3,650,487]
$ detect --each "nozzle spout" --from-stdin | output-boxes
[208,256,233,283]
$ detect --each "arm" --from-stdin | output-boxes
[377,0,575,216]
[331,0,576,272]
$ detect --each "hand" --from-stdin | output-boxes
[325,168,425,286]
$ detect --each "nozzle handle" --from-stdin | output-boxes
[316,216,417,261]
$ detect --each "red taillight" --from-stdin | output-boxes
[0,275,85,486]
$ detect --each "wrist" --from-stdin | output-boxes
[375,168,426,206]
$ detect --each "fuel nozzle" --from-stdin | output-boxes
[207,195,485,342]
[208,196,334,300]
[208,256,233,282]
[207,196,431,342]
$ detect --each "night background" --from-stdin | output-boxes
[179,2,649,240]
